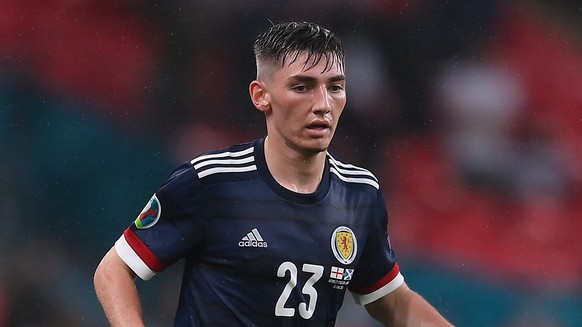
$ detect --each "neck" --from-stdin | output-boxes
[264,136,326,194]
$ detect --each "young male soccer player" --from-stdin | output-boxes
[94,21,454,326]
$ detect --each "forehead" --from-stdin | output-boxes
[279,51,345,77]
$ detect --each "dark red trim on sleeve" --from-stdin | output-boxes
[123,228,166,272]
[350,263,400,295]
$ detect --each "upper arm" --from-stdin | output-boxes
[364,281,412,326]
[94,248,146,326]
[94,247,136,285]
[364,282,455,327]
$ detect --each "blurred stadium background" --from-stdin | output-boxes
[1,0,581,326]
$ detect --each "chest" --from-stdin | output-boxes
[190,185,375,287]
[204,199,364,261]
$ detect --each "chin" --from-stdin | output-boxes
[303,141,331,154]
[287,136,332,155]
[303,147,327,155]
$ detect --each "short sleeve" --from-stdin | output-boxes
[114,163,205,280]
[348,188,405,305]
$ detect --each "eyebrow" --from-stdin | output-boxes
[288,74,346,84]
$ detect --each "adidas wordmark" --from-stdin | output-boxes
[239,228,268,248]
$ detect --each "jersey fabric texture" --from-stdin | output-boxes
[115,137,404,326]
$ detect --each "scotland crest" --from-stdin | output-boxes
[331,226,357,264]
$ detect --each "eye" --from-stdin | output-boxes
[330,84,344,92]
[292,85,309,93]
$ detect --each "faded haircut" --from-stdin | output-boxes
[253,21,345,77]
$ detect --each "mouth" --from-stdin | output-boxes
[305,120,332,138]
[306,120,331,130]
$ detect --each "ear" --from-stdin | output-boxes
[249,80,271,112]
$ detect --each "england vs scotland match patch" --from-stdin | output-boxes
[134,194,161,229]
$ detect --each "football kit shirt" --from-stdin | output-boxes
[114,137,404,326]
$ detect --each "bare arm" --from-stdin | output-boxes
[365,282,454,327]
[94,247,145,327]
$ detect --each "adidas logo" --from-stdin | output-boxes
[238,228,268,248]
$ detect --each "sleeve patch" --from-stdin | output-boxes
[134,194,161,229]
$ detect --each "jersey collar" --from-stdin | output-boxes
[254,137,331,204]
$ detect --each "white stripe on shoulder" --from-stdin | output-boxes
[197,165,257,179]
[330,167,379,189]
[328,156,377,178]
[193,156,254,170]
[328,156,380,189]
[190,146,254,165]
[191,145,257,179]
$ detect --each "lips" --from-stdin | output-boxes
[306,120,331,130]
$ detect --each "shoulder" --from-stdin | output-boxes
[189,140,258,183]
[158,140,258,204]
[159,141,258,188]
[327,154,380,190]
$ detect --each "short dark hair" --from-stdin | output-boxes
[253,21,345,73]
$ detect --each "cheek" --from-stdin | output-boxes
[332,91,346,105]
[275,97,306,119]
[270,103,300,129]
[332,97,346,115]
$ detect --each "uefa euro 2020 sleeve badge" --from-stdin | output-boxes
[331,226,357,265]
[134,194,161,229]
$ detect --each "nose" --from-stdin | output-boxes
[313,85,331,114]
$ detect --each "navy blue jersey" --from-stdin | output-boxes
[115,137,403,326]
